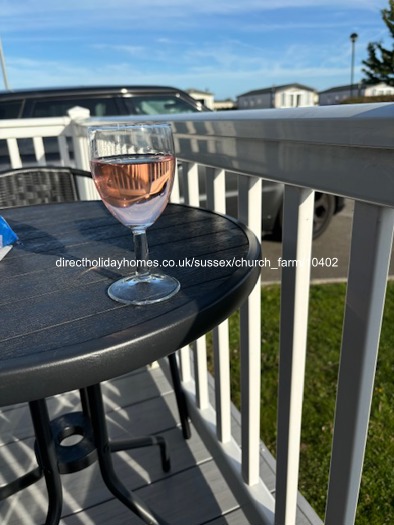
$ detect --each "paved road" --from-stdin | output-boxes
[260,200,394,284]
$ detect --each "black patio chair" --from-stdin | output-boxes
[0,166,92,208]
[0,165,190,456]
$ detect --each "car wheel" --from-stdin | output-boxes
[272,192,336,240]
[313,192,335,238]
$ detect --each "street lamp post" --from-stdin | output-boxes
[0,38,10,91]
[350,32,358,98]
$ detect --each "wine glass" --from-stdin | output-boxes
[88,122,180,305]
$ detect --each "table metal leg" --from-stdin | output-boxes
[168,353,191,439]
[29,399,63,525]
[2,385,172,524]
[79,387,92,419]
[86,383,169,525]
[80,386,170,472]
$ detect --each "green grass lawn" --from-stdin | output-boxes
[208,281,394,525]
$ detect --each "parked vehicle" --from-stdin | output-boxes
[0,85,344,238]
[208,173,344,239]
[270,187,345,239]
[0,85,205,120]
[0,84,205,171]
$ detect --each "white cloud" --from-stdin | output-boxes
[92,44,146,56]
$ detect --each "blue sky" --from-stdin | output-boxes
[0,0,390,100]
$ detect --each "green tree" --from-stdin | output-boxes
[362,0,394,86]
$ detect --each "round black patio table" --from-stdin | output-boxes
[0,201,261,524]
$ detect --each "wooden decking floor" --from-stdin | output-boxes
[0,365,250,525]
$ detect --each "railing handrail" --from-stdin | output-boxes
[0,115,71,135]
[72,103,394,207]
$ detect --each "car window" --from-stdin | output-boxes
[30,97,119,118]
[124,95,199,115]
[0,101,23,119]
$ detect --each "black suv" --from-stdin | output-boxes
[0,85,205,119]
[0,85,206,168]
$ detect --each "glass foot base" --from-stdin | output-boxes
[107,273,180,305]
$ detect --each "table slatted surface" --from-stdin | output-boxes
[0,202,260,406]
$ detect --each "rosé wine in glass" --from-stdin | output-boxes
[90,153,175,229]
[88,123,180,305]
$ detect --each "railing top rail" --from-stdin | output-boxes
[75,104,394,207]
[78,102,394,148]
[0,116,71,129]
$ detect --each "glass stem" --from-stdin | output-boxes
[133,230,150,279]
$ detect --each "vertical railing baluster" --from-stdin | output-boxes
[212,322,231,441]
[7,137,22,168]
[170,163,180,204]
[275,185,314,525]
[193,338,209,410]
[238,174,262,485]
[58,135,70,166]
[178,323,192,384]
[206,167,232,442]
[70,117,98,200]
[325,202,394,525]
[33,136,46,165]
[178,161,201,385]
[71,121,90,171]
[182,161,200,207]
[205,167,225,212]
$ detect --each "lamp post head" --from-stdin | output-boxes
[350,32,358,43]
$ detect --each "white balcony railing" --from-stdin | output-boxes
[1,103,393,525]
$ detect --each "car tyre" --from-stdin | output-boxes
[272,192,336,240]
[313,192,336,238]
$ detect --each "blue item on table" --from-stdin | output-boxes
[0,217,18,260]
